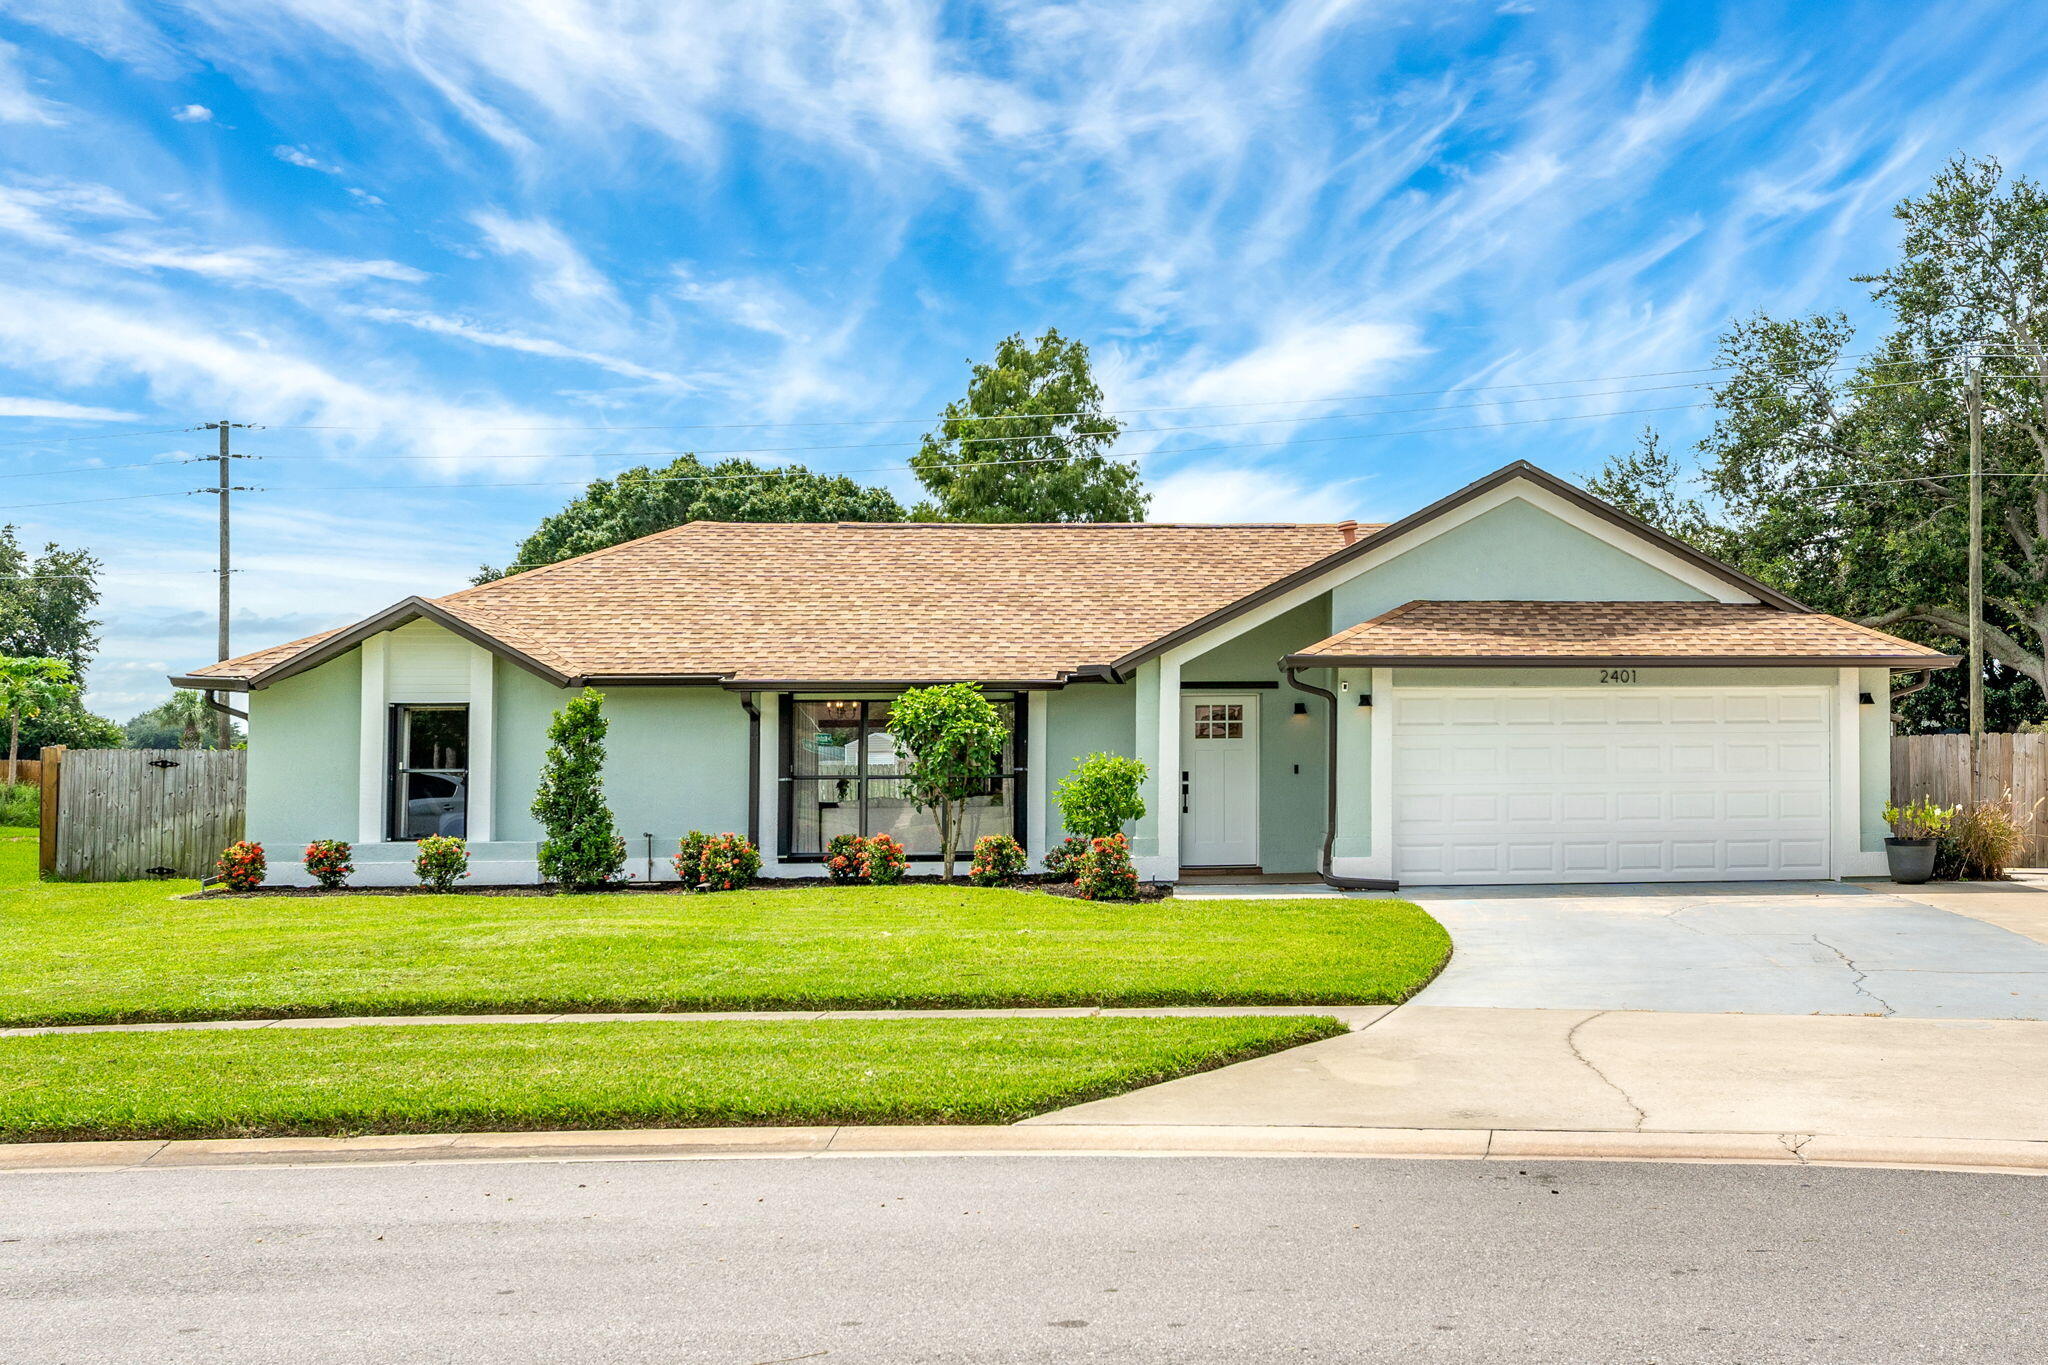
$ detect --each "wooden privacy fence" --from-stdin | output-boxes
[3,758,41,787]
[40,747,246,881]
[1891,732,2048,863]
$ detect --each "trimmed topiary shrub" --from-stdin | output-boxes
[414,834,470,891]
[825,832,865,883]
[1073,833,1139,902]
[302,838,353,890]
[532,690,627,890]
[1054,752,1148,841]
[860,832,908,884]
[696,833,762,891]
[1043,834,1090,880]
[216,839,266,891]
[969,833,1027,887]
[888,683,1009,883]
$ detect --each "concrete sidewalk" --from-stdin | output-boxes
[1030,1006,2048,1142]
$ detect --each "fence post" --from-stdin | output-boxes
[37,745,63,877]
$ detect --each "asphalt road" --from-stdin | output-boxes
[2,1155,2042,1364]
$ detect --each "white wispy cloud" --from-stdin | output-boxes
[0,395,140,420]
[0,178,427,289]
[349,306,685,386]
[170,102,212,122]
[0,38,61,124]
[272,144,340,172]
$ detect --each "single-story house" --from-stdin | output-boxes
[176,461,1955,888]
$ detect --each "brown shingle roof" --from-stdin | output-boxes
[1283,600,1957,667]
[188,520,1375,687]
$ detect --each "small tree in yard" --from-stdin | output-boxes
[0,655,75,786]
[532,690,626,889]
[1054,752,1148,840]
[888,684,1008,883]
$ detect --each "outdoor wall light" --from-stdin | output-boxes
[1858,692,1876,705]
[1292,701,1309,716]
[1358,694,1373,707]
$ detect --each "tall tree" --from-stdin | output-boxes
[0,526,102,672]
[1589,155,2048,710]
[911,328,1146,522]
[0,656,75,785]
[476,456,905,581]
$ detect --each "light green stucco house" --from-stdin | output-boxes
[178,463,1952,888]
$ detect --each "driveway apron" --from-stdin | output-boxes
[1032,880,2048,1145]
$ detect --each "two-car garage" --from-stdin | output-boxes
[1388,685,1834,885]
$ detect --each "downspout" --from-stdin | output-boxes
[202,690,249,722]
[1890,668,1934,705]
[740,692,761,848]
[1283,666,1399,893]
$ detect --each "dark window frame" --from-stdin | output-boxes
[387,702,471,842]
[777,694,1028,862]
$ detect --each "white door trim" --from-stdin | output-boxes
[1179,692,1261,868]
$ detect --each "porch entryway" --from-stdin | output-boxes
[1180,693,1260,868]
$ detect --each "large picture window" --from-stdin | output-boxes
[389,704,469,840]
[780,696,1024,859]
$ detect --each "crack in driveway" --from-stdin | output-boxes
[1812,935,1897,1016]
[1563,1011,1647,1130]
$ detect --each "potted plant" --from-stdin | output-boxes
[1882,798,1953,883]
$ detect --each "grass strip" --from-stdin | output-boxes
[0,838,1450,1026]
[0,1015,1345,1143]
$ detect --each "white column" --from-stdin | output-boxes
[1833,666,1880,877]
[357,634,387,844]
[756,692,783,875]
[1155,653,1182,880]
[1366,666,1394,881]
[1026,690,1050,858]
[466,647,495,843]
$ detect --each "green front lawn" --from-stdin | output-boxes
[0,836,1449,1026]
[0,1015,1345,1143]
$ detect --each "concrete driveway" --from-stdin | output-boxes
[1407,881,2048,1019]
[1032,879,2048,1150]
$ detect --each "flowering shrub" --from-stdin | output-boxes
[302,838,353,890]
[860,832,908,884]
[825,832,866,883]
[696,833,762,891]
[672,830,710,884]
[216,840,266,891]
[1073,833,1139,902]
[1043,834,1091,881]
[969,833,1027,887]
[414,834,470,892]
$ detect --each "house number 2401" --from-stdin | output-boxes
[1599,669,1639,684]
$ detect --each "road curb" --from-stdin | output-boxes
[3,1124,2042,1177]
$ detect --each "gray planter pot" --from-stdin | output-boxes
[1884,837,1938,884]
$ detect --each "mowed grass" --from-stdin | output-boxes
[0,1015,1346,1143]
[0,836,1450,1026]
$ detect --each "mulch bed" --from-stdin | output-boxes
[183,874,1172,902]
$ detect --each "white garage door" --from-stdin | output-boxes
[1392,686,1832,885]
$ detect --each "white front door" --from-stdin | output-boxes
[1390,685,1833,885]
[1180,694,1260,867]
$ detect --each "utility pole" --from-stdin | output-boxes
[1968,359,1984,800]
[199,420,253,749]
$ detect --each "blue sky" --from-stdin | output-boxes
[0,1,2044,716]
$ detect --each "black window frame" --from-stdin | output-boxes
[387,702,471,842]
[777,694,1027,862]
